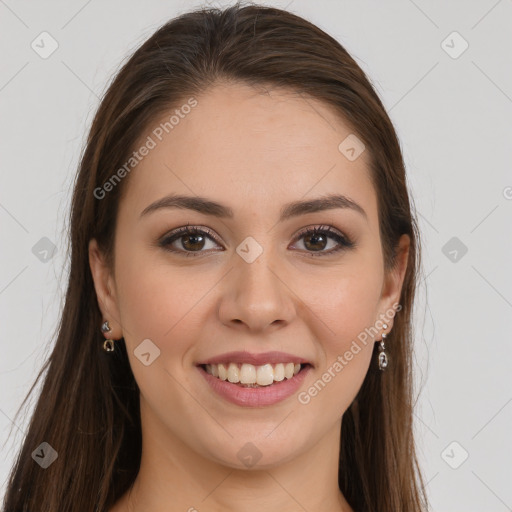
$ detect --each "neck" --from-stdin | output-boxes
[111,398,353,512]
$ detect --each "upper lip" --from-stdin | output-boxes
[196,350,313,367]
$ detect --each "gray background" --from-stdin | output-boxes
[1,1,511,510]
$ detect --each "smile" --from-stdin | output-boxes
[197,363,312,407]
[203,362,302,387]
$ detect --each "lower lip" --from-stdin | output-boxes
[197,365,312,407]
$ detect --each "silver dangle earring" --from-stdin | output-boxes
[378,323,389,371]
[101,320,115,352]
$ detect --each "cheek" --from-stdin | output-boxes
[297,267,381,416]
[298,257,384,351]
[113,246,182,342]
[114,245,221,364]
[326,275,382,344]
[113,250,208,412]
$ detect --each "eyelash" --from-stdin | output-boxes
[158,224,355,258]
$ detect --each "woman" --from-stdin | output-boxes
[2,3,429,511]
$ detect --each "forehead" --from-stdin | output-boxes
[119,82,377,225]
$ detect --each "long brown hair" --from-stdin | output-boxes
[2,3,429,511]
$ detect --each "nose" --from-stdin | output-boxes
[217,248,296,334]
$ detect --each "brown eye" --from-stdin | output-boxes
[180,232,206,251]
[159,226,222,256]
[292,226,354,256]
[302,231,329,252]
[159,224,355,258]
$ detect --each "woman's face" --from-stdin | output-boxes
[90,82,408,469]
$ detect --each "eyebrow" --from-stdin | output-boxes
[140,193,367,222]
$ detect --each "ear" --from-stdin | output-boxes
[377,234,410,328]
[88,238,123,339]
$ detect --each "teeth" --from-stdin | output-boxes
[227,362,240,383]
[240,363,256,384]
[204,361,304,386]
[218,363,227,381]
[256,364,273,386]
[273,363,285,382]
[284,362,294,379]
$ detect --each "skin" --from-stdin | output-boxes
[89,82,409,512]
